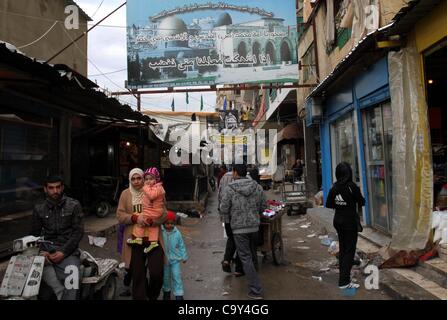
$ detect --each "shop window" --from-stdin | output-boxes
[297,0,305,40]
[302,43,316,83]
[327,0,352,53]
[331,111,360,184]
[363,103,393,233]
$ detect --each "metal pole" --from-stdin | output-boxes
[111,83,317,96]
[137,94,144,168]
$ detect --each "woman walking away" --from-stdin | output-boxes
[326,162,365,290]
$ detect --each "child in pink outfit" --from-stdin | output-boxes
[128,167,166,253]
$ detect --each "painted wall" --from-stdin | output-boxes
[0,0,89,76]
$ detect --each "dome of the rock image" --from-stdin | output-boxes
[214,12,233,27]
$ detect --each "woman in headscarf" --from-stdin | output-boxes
[326,162,365,290]
[116,168,167,300]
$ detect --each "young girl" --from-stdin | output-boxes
[326,162,365,290]
[162,211,188,300]
[127,167,166,254]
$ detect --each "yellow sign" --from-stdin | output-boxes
[211,135,248,145]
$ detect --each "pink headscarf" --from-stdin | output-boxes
[144,167,161,183]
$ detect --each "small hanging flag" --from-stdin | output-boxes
[223,96,227,111]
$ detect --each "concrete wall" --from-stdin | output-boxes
[0,0,89,76]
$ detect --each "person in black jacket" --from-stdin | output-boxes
[31,175,84,300]
[326,162,365,290]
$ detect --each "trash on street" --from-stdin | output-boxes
[88,235,107,248]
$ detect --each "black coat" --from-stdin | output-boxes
[326,182,365,231]
[31,195,84,256]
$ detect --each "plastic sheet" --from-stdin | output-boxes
[388,38,433,251]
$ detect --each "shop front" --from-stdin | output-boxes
[319,56,393,233]
[416,2,447,210]
[0,102,60,215]
[305,0,445,249]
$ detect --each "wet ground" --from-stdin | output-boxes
[82,189,392,300]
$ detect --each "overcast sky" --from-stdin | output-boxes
[76,0,216,112]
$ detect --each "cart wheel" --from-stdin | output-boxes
[298,205,307,215]
[94,201,112,218]
[272,232,284,266]
[99,274,116,300]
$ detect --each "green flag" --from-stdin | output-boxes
[171,98,175,112]
[200,95,204,111]
[186,92,189,104]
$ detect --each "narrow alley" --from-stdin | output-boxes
[82,189,391,300]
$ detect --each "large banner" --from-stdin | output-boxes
[126,0,298,88]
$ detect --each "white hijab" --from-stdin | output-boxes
[129,168,144,206]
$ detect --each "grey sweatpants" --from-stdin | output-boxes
[42,255,81,300]
[233,232,263,295]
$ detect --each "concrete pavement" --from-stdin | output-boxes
[76,189,392,300]
[0,190,401,300]
[307,207,447,300]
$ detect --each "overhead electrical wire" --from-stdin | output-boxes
[17,21,59,49]
[88,68,127,77]
[91,0,106,19]
[46,1,127,63]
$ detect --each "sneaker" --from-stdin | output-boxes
[339,282,360,289]
[221,261,231,273]
[143,242,159,254]
[247,292,264,300]
[127,238,143,245]
[175,296,184,300]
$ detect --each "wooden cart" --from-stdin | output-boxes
[281,179,310,216]
[258,209,285,266]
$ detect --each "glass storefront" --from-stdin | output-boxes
[331,111,360,184]
[363,102,393,233]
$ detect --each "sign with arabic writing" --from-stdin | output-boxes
[126,0,298,88]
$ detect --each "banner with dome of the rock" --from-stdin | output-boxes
[126,0,298,89]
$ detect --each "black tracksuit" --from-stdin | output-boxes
[326,176,365,287]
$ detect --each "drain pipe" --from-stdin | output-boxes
[312,19,321,82]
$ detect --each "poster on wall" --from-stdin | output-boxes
[126,0,298,89]
[219,110,239,130]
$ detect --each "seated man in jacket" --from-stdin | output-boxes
[31,175,84,300]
